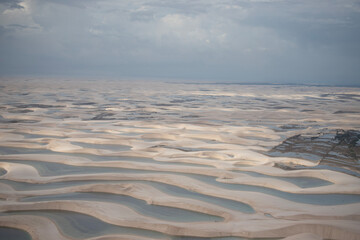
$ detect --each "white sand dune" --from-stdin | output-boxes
[0,79,360,240]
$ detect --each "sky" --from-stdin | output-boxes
[0,0,359,85]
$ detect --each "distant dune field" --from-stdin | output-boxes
[0,79,360,240]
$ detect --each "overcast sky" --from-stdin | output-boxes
[0,0,359,85]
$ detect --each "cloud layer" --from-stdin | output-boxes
[1,0,359,84]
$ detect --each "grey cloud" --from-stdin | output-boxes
[7,24,38,29]
[33,0,99,8]
[240,1,360,55]
[0,0,23,9]
[0,25,7,36]
[130,9,155,22]
[143,1,209,15]
[0,0,359,85]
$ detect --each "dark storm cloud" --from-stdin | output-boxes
[0,0,359,85]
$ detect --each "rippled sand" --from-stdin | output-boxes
[0,79,360,240]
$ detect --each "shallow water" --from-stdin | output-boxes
[71,141,132,151]
[22,192,223,222]
[233,170,333,188]
[0,168,6,176]
[146,181,255,213]
[0,146,210,168]
[297,164,360,178]
[21,133,65,139]
[1,179,255,213]
[183,174,360,205]
[3,210,270,239]
[173,237,279,240]
[267,151,322,162]
[1,81,360,239]
[5,210,167,239]
[0,146,48,155]
[0,227,32,240]
[0,160,151,176]
[2,159,358,206]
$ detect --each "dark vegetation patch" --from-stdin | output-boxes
[271,129,360,177]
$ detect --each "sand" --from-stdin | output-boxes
[0,78,360,240]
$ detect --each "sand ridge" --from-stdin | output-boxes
[0,79,360,239]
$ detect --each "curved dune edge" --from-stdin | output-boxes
[282,233,322,240]
[1,81,360,240]
[0,138,314,169]
[0,215,69,240]
[1,181,360,239]
[1,182,234,221]
[87,235,161,240]
[1,180,360,221]
[1,154,360,195]
[1,164,360,221]
[1,200,360,239]
[0,215,160,240]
